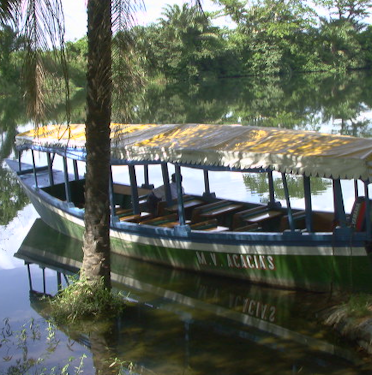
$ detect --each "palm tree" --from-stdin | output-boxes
[3,0,202,291]
[82,0,113,288]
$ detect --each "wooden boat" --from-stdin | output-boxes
[6,123,372,292]
[16,219,366,371]
[18,219,367,369]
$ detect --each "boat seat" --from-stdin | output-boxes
[234,223,262,232]
[191,200,244,223]
[190,219,229,232]
[116,208,152,223]
[190,219,218,230]
[140,213,178,227]
[232,206,269,229]
[157,195,196,216]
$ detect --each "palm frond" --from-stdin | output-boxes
[193,0,205,16]
[111,0,145,123]
[0,0,19,26]
[111,0,144,33]
[21,0,70,127]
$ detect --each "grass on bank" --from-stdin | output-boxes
[342,293,372,319]
[49,276,126,324]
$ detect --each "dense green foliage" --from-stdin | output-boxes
[1,1,372,87]
[131,0,372,80]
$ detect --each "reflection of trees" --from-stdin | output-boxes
[134,72,372,138]
[243,173,331,202]
[0,167,29,226]
[0,90,30,226]
[0,84,86,227]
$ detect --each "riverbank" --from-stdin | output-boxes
[318,294,372,354]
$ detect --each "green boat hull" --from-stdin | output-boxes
[23,179,372,293]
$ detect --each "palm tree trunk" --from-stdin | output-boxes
[81,0,112,288]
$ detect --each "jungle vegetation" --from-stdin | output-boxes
[2,0,372,91]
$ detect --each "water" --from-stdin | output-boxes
[2,217,372,374]
[3,73,372,373]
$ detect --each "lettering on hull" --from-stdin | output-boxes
[196,252,276,271]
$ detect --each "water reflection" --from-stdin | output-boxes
[13,219,372,374]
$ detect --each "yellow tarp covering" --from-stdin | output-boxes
[15,123,372,180]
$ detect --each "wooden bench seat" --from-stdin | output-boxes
[234,223,261,232]
[190,219,229,232]
[190,219,218,230]
[232,205,269,229]
[113,183,151,209]
[157,195,197,215]
[164,195,205,214]
[192,200,244,223]
[116,208,152,223]
[244,210,282,224]
[140,213,178,227]
[113,183,150,196]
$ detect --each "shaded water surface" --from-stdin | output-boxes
[0,218,371,374]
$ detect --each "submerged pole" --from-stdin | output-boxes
[26,263,33,291]
[42,267,46,294]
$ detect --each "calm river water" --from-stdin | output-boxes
[3,73,372,374]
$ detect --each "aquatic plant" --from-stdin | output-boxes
[49,275,126,324]
[0,318,87,375]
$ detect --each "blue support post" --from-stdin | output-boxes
[364,181,371,240]
[129,165,140,214]
[73,159,79,180]
[47,153,54,186]
[175,165,186,226]
[333,179,347,227]
[161,163,172,205]
[268,170,275,207]
[63,157,72,202]
[31,150,38,188]
[303,175,313,232]
[282,173,294,231]
[109,165,116,219]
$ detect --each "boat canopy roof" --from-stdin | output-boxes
[15,123,372,180]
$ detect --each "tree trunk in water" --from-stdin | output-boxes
[81,0,112,289]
